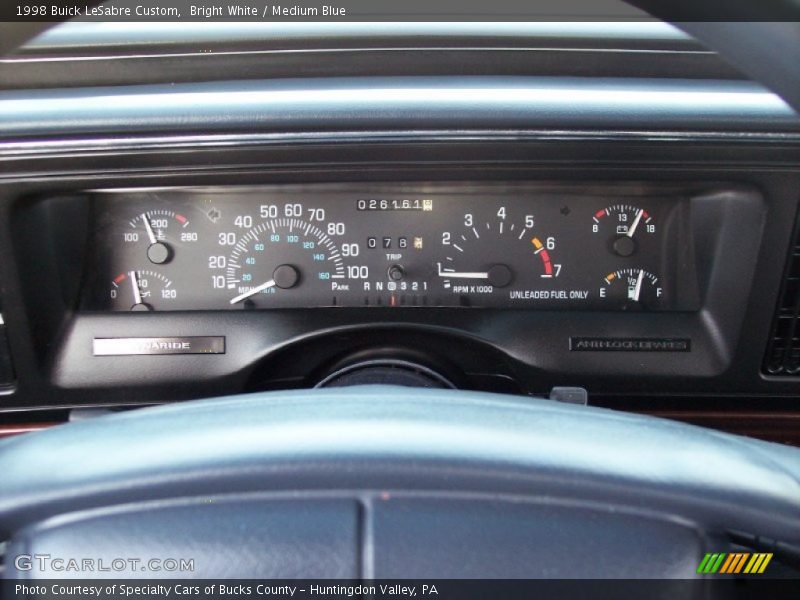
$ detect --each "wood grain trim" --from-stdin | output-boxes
[643,411,800,447]
[0,422,58,438]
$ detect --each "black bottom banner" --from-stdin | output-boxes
[4,579,800,600]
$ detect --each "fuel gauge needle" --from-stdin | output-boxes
[142,213,157,244]
[130,270,143,305]
[633,269,644,302]
[229,279,275,305]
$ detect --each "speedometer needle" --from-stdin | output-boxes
[229,279,276,305]
[436,263,489,279]
[142,213,157,244]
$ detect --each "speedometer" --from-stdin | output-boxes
[223,218,345,308]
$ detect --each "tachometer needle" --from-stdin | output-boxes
[229,279,276,305]
[142,213,157,244]
[130,270,143,305]
[626,209,643,238]
[437,263,489,279]
[633,269,644,302]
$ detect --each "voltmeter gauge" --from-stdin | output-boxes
[592,204,655,257]
[600,269,662,309]
[109,270,177,311]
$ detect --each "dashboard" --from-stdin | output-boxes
[0,25,798,447]
[0,171,766,399]
[88,183,697,312]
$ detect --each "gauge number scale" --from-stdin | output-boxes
[91,185,685,311]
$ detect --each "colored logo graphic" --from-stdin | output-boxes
[697,553,773,574]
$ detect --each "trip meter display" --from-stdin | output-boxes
[85,183,696,311]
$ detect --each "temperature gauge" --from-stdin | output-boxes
[600,269,662,309]
[124,210,199,264]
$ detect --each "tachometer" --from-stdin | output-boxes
[223,218,345,308]
[437,208,567,305]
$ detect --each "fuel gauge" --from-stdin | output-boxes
[600,268,662,309]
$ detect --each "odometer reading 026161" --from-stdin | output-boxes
[88,183,694,311]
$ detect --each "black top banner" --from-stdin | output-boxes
[2,0,800,22]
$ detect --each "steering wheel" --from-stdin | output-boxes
[1,6,800,583]
[1,387,799,579]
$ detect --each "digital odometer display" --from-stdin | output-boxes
[86,182,696,311]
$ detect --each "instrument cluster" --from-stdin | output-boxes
[85,182,698,311]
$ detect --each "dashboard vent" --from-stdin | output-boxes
[764,209,800,375]
[0,539,6,575]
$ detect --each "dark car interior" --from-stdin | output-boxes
[0,0,799,592]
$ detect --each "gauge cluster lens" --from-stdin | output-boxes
[86,183,696,311]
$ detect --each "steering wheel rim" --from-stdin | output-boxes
[1,387,799,578]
